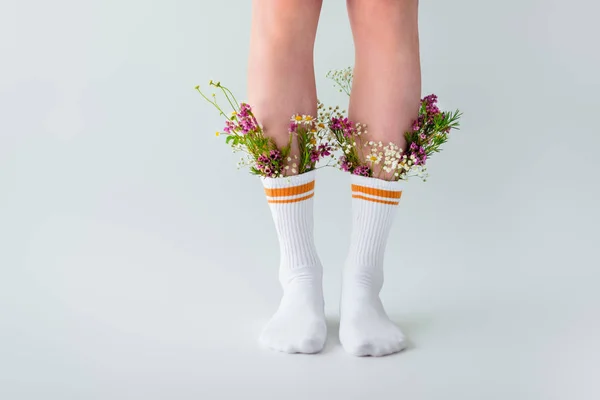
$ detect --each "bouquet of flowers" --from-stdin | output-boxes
[196,80,335,178]
[325,68,462,181]
[196,69,461,181]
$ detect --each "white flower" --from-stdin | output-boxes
[291,168,297,174]
[367,154,382,164]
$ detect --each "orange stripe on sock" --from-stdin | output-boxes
[268,192,314,204]
[264,181,315,197]
[351,184,402,199]
[352,194,399,206]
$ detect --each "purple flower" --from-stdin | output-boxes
[310,150,320,163]
[234,103,259,135]
[353,165,371,177]
[223,120,235,134]
[238,103,252,117]
[339,156,351,172]
[412,115,425,132]
[407,142,428,166]
[330,117,342,131]
[422,94,440,116]
[318,144,332,157]
[308,143,332,164]
[330,117,355,137]
[269,149,281,160]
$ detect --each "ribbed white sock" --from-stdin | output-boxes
[259,170,326,354]
[340,174,407,356]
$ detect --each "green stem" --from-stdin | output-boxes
[217,85,237,113]
[222,86,240,110]
[196,87,231,121]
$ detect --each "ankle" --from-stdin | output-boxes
[343,269,382,291]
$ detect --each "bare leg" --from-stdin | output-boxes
[347,0,421,173]
[248,0,326,354]
[340,0,420,357]
[248,0,322,159]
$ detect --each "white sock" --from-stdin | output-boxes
[259,170,326,354]
[340,174,407,356]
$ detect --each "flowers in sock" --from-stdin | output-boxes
[196,81,335,178]
[325,68,462,181]
[196,68,461,181]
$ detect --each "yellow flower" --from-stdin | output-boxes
[318,123,325,129]
[294,115,303,121]
[304,115,314,122]
[215,131,220,136]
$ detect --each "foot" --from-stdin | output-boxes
[340,289,407,357]
[260,283,326,354]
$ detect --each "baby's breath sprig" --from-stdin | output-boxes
[326,66,353,96]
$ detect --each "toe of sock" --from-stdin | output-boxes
[341,339,374,357]
[259,318,326,354]
[298,337,324,354]
[341,335,407,357]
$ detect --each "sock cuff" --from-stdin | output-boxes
[350,174,404,206]
[262,170,316,204]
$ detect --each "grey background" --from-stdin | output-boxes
[1,0,599,399]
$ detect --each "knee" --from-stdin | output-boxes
[347,0,417,20]
[252,0,323,46]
